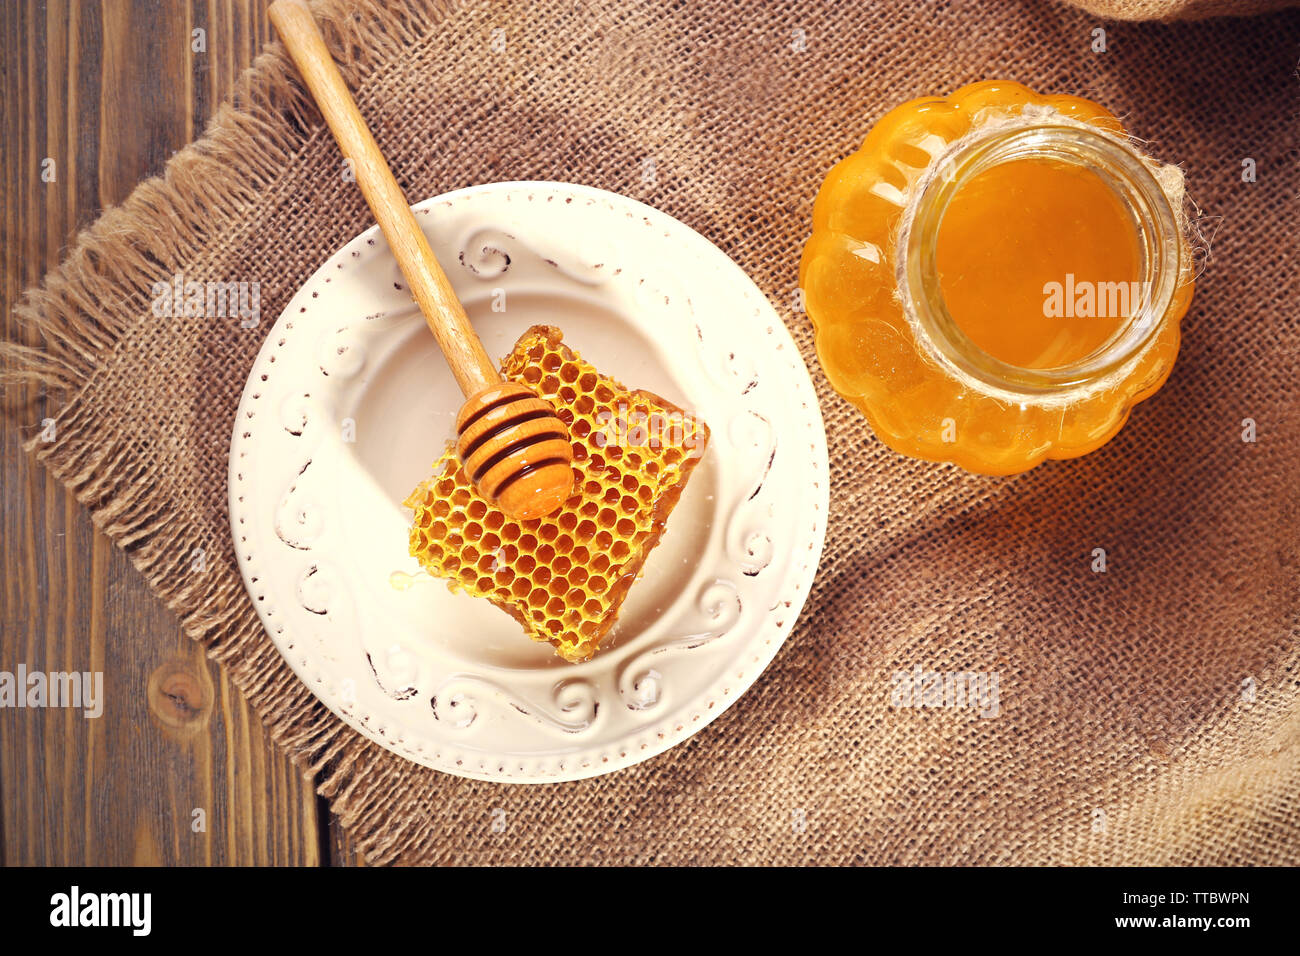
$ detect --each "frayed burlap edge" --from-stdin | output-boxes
[0,0,460,867]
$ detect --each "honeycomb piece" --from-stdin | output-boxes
[404,325,710,662]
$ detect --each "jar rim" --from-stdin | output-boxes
[898,122,1183,396]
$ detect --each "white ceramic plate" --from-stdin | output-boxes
[229,182,827,782]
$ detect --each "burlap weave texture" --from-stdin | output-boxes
[6,0,1298,864]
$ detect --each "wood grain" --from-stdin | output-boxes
[0,0,350,866]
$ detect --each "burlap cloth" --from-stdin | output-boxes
[4,0,1298,865]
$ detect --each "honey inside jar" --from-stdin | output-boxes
[935,156,1142,370]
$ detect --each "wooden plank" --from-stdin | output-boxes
[0,0,333,866]
[330,816,367,868]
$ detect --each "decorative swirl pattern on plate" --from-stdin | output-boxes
[367,643,419,702]
[617,579,743,712]
[316,325,366,379]
[457,227,514,279]
[725,410,777,576]
[459,225,615,286]
[695,309,762,397]
[279,392,313,437]
[292,558,355,665]
[430,675,600,735]
[297,564,331,614]
[274,459,324,551]
[430,690,476,729]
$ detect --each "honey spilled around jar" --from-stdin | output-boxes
[935,156,1142,370]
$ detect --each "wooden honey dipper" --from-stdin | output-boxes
[270,0,574,520]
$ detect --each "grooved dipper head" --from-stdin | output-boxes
[456,382,575,521]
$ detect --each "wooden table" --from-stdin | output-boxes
[0,0,362,866]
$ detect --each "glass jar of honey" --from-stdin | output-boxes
[800,81,1196,474]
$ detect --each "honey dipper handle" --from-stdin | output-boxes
[269,0,498,397]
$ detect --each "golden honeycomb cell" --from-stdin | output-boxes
[403,325,710,663]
